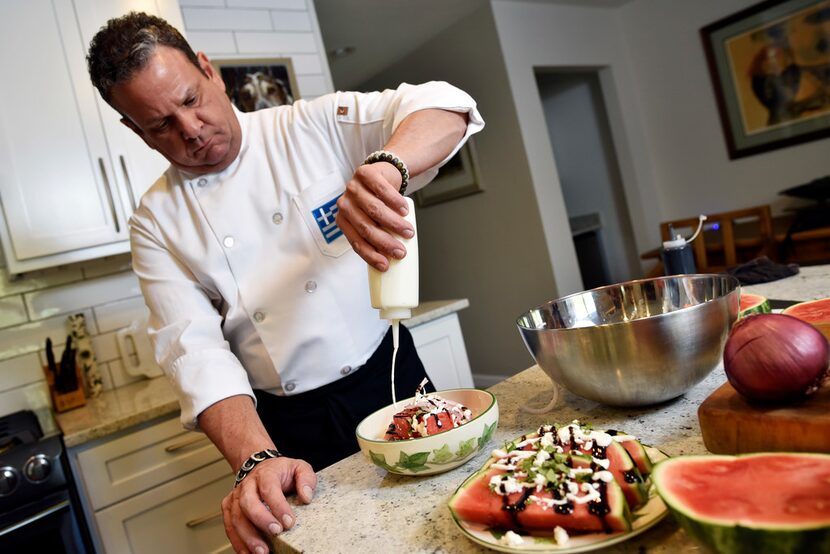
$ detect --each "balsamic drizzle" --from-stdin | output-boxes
[502,489,534,529]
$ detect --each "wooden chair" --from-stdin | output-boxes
[659,205,776,273]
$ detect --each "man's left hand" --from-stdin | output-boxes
[336,162,414,271]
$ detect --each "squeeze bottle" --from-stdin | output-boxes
[368,196,418,406]
[660,215,706,275]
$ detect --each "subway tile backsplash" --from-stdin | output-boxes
[24,271,141,321]
[0,254,147,417]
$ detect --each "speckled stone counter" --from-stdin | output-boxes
[271,268,829,553]
[57,375,179,447]
[55,299,470,447]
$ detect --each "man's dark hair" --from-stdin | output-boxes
[87,12,203,105]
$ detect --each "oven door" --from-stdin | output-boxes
[0,489,88,553]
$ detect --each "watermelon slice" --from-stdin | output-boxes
[449,465,631,533]
[783,298,830,341]
[562,439,649,510]
[608,432,654,477]
[653,453,830,554]
[739,292,770,318]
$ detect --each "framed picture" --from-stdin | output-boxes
[701,0,830,159]
[210,57,300,112]
[415,140,483,207]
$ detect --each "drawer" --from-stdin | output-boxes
[76,416,224,510]
[95,460,233,554]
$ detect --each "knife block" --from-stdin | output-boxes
[42,363,86,413]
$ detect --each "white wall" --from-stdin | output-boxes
[537,72,640,284]
[492,0,830,277]
[361,6,557,380]
[492,0,660,287]
[617,0,830,220]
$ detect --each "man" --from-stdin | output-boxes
[86,12,483,554]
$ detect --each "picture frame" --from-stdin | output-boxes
[700,0,830,159]
[415,140,483,207]
[210,57,300,113]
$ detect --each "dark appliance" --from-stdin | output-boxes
[0,410,92,553]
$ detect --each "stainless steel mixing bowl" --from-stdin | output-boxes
[516,274,740,406]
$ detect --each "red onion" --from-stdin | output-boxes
[723,313,830,403]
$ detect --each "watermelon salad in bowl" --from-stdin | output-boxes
[355,387,498,476]
[448,420,669,552]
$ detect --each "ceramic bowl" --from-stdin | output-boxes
[355,389,499,475]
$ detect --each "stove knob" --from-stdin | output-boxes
[24,454,51,483]
[0,466,19,496]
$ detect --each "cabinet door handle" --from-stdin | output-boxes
[119,155,137,212]
[164,434,209,453]
[186,510,222,528]
[98,157,120,233]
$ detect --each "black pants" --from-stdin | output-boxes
[254,324,432,471]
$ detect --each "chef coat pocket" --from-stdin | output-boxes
[293,172,351,258]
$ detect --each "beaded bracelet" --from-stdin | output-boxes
[234,449,282,488]
[363,150,410,195]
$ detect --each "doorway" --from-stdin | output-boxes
[536,69,640,288]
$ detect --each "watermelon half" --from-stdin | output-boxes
[653,453,830,554]
[739,292,771,318]
[782,298,830,342]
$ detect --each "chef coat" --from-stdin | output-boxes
[129,81,485,429]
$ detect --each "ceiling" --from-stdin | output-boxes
[314,0,632,90]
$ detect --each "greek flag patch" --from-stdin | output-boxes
[313,194,343,244]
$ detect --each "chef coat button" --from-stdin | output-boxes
[340,366,352,375]
[197,178,207,187]
[223,236,235,248]
[284,381,296,392]
[304,280,317,293]
[253,311,265,322]
[272,212,283,225]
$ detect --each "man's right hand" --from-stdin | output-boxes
[221,455,317,554]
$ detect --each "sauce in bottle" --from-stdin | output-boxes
[367,196,418,408]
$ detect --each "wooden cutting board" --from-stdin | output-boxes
[698,380,830,454]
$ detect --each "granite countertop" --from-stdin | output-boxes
[56,299,470,447]
[270,267,829,553]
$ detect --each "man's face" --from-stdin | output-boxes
[110,46,241,175]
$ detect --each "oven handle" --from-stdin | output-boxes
[0,499,69,537]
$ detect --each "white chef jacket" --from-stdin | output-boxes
[129,81,485,429]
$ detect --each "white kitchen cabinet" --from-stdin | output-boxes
[410,311,474,390]
[0,0,179,274]
[95,461,233,554]
[69,415,231,554]
[75,416,222,510]
[73,0,181,210]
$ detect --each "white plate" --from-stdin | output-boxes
[450,447,669,553]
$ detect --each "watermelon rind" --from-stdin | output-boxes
[738,292,770,318]
[652,453,830,554]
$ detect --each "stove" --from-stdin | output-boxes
[0,410,91,553]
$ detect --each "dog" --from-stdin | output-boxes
[236,72,294,112]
